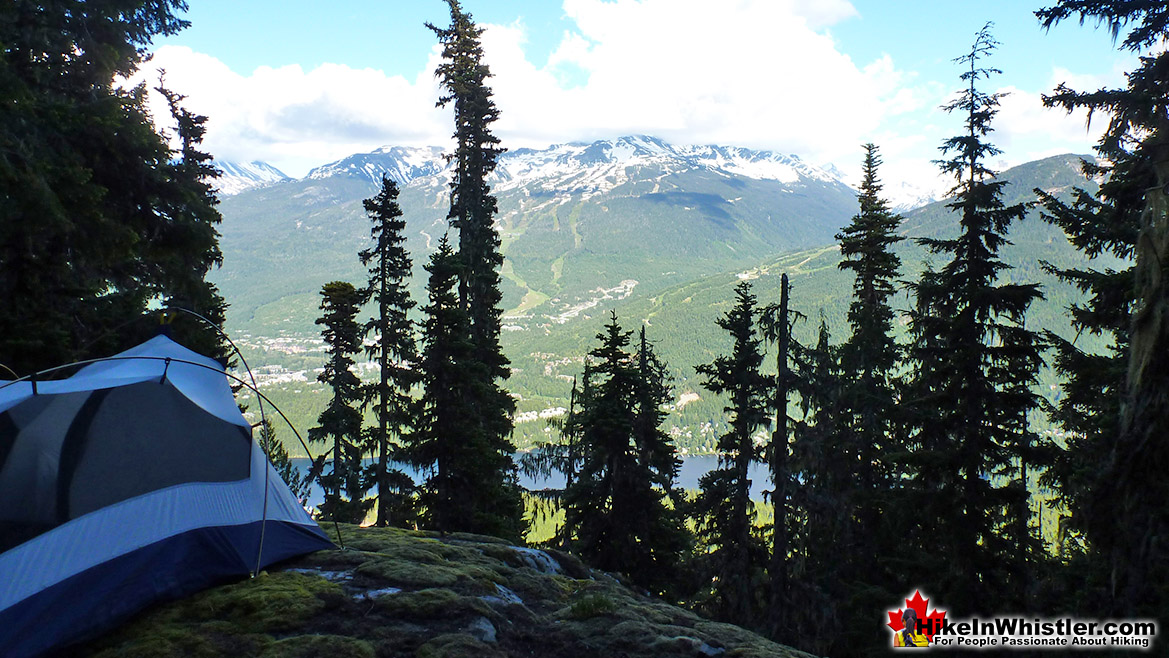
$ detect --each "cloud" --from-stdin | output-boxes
[992,85,1104,165]
[132,0,1113,191]
[134,0,927,177]
[130,46,451,176]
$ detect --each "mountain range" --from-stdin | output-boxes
[208,137,1107,453]
[215,160,291,195]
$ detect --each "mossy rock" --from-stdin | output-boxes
[258,634,375,658]
[88,626,221,658]
[565,593,617,619]
[355,557,462,588]
[180,571,340,633]
[375,588,495,621]
[541,548,591,579]
[416,632,506,658]
[75,526,818,658]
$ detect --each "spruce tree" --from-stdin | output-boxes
[259,419,312,506]
[1034,153,1142,569]
[784,316,846,655]
[903,24,1046,613]
[412,235,518,536]
[693,282,771,626]
[426,0,524,539]
[309,281,372,524]
[836,143,904,508]
[0,1,229,373]
[1037,1,1169,617]
[558,312,687,595]
[760,273,794,640]
[359,175,419,527]
[411,236,470,532]
[795,144,907,653]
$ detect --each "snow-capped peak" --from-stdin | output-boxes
[297,136,851,199]
[307,146,447,186]
[215,160,290,196]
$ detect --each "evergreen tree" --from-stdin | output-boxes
[558,312,687,595]
[309,281,372,524]
[359,175,419,527]
[1037,1,1169,617]
[0,1,229,373]
[791,143,907,653]
[259,419,312,506]
[836,143,905,507]
[411,235,515,536]
[760,273,794,640]
[785,316,846,655]
[902,24,1046,614]
[693,282,771,626]
[1034,153,1142,568]
[426,0,524,539]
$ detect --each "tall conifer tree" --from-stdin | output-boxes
[694,282,771,627]
[427,0,524,539]
[558,313,687,594]
[1037,1,1169,616]
[903,24,1046,613]
[309,281,372,524]
[762,273,794,641]
[359,175,419,527]
[1035,153,1142,570]
[0,1,229,372]
[411,236,475,533]
[795,144,907,653]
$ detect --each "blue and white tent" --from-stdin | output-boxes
[0,335,333,657]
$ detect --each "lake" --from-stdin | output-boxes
[290,454,773,508]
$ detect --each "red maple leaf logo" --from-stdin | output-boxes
[887,590,947,642]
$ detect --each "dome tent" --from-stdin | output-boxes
[0,335,333,657]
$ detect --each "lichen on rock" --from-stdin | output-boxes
[74,524,816,658]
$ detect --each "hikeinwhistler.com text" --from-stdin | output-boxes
[921,616,1156,650]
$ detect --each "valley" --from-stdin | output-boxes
[212,139,1115,456]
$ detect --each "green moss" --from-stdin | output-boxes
[567,593,617,619]
[374,588,495,620]
[76,526,817,658]
[89,627,220,658]
[258,634,375,658]
[416,633,506,658]
[181,571,340,633]
[355,558,461,588]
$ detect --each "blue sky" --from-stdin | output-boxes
[141,0,1138,197]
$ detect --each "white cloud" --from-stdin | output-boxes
[131,46,451,176]
[133,0,1116,192]
[135,0,925,177]
[992,85,1104,166]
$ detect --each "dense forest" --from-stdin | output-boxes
[3,0,1168,656]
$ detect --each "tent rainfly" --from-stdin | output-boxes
[0,335,333,657]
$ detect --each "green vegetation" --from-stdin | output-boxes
[309,281,373,523]
[424,0,526,540]
[77,525,813,658]
[0,0,229,372]
[553,314,688,596]
[1035,0,1169,621]
[691,282,771,627]
[359,175,420,528]
[9,1,1169,656]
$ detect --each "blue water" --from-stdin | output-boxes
[291,454,773,508]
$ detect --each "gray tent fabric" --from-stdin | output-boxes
[0,335,333,657]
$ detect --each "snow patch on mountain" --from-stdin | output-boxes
[215,161,290,196]
[884,180,942,212]
[303,136,850,200]
[307,145,447,186]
